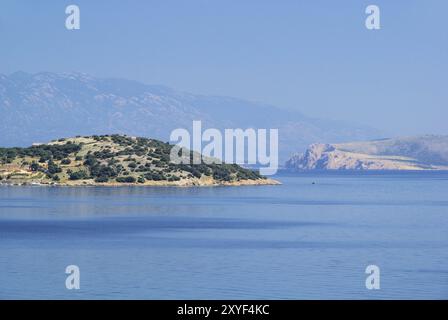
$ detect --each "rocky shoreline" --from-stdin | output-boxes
[0,177,281,187]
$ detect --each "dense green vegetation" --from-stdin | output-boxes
[0,143,81,164]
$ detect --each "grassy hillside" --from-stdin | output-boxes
[0,134,273,186]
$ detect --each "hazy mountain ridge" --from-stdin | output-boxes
[0,72,382,161]
[286,135,448,170]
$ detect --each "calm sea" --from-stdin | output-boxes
[1,172,447,299]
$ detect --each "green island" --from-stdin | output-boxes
[0,135,279,186]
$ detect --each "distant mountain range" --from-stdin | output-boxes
[0,71,381,161]
[286,135,448,170]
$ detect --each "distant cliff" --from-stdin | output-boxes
[285,135,448,170]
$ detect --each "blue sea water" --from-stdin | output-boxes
[0,171,447,299]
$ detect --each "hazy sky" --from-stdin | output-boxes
[1,0,447,136]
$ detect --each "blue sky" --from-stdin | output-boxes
[0,0,447,136]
